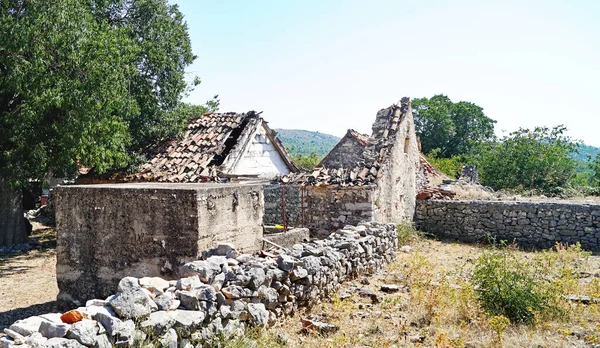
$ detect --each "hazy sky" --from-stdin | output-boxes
[174,0,600,146]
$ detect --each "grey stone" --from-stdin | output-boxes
[140,311,175,335]
[221,286,244,299]
[67,319,99,346]
[277,255,297,272]
[178,290,200,310]
[154,293,174,311]
[301,256,321,275]
[95,312,135,342]
[39,320,71,338]
[139,277,170,293]
[180,260,221,283]
[93,334,111,348]
[192,284,217,302]
[45,337,86,348]
[211,272,226,291]
[25,332,48,348]
[247,267,266,290]
[9,316,46,336]
[176,275,202,291]
[290,266,308,280]
[247,303,269,326]
[108,286,157,319]
[158,329,178,348]
[117,277,139,292]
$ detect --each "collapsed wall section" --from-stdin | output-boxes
[55,183,263,305]
[416,200,600,250]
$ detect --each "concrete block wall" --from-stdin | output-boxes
[416,200,600,250]
[55,183,264,305]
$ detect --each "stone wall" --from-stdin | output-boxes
[319,133,366,168]
[416,200,600,250]
[2,222,397,347]
[263,184,304,227]
[304,185,377,237]
[55,183,264,305]
[370,101,419,224]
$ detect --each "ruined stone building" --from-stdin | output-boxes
[318,129,370,168]
[265,97,420,234]
[133,111,298,181]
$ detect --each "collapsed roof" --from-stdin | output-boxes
[281,97,412,186]
[131,111,298,183]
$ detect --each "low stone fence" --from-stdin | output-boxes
[2,222,397,347]
[416,200,600,250]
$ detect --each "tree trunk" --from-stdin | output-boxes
[0,179,27,247]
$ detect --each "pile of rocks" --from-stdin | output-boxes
[1,222,397,347]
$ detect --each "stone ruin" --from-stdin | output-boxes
[2,222,397,347]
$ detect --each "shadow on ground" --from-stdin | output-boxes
[0,301,59,331]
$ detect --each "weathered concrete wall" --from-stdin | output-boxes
[262,227,310,248]
[416,200,600,250]
[55,183,263,304]
[319,133,366,168]
[371,103,419,224]
[0,179,27,247]
[305,186,377,236]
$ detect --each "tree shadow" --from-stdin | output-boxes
[0,301,58,331]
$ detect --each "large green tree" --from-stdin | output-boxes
[412,95,496,158]
[0,0,204,246]
[472,126,577,194]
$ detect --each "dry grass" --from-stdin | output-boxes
[235,238,600,348]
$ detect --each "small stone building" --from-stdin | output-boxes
[318,129,370,168]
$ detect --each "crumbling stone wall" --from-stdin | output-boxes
[55,183,264,305]
[416,200,600,250]
[370,102,419,224]
[304,186,377,237]
[2,222,397,347]
[319,132,367,168]
[263,184,304,227]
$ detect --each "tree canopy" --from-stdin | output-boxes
[412,95,496,158]
[471,126,577,193]
[0,0,207,185]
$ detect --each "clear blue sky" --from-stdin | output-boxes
[174,0,600,147]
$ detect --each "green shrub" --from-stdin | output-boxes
[471,252,553,324]
[425,149,464,178]
[397,223,419,245]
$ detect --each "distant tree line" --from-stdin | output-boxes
[413,95,600,196]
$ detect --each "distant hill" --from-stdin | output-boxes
[274,129,340,157]
[572,143,600,162]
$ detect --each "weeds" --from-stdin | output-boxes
[396,222,420,245]
[472,252,556,323]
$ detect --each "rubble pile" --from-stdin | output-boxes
[280,165,380,187]
[1,222,397,347]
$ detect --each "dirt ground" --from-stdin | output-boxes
[0,223,59,330]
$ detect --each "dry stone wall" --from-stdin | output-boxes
[1,222,397,348]
[416,200,600,250]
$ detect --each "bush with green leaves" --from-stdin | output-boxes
[471,252,554,323]
[471,125,577,195]
[397,223,419,245]
[425,149,464,178]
